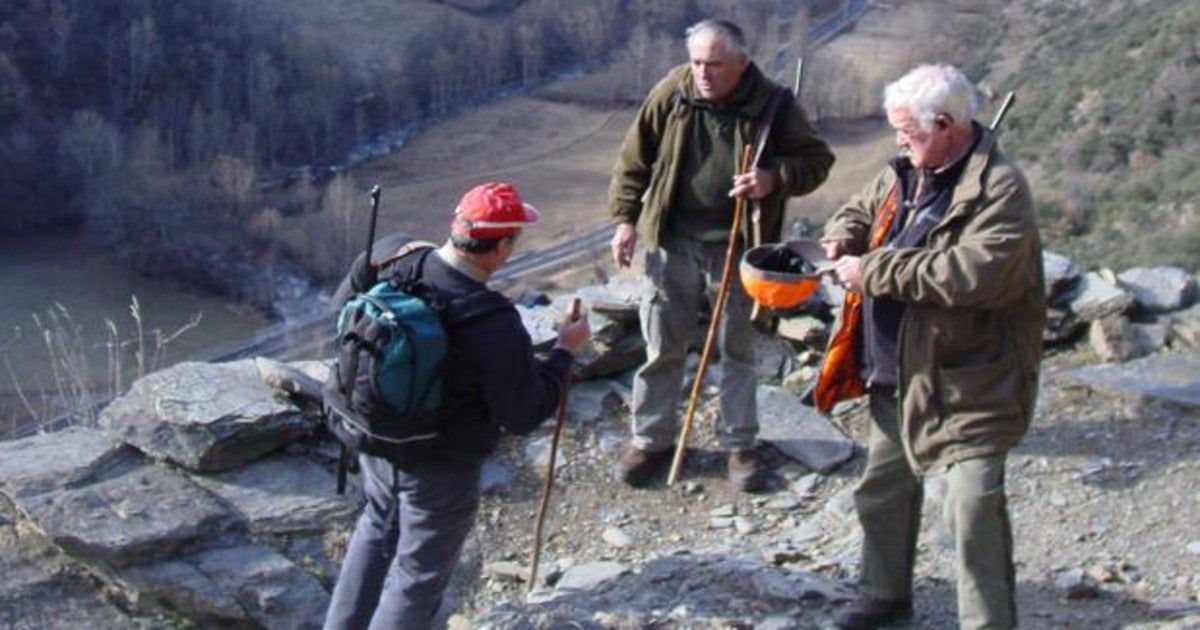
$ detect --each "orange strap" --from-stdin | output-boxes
[812,183,901,413]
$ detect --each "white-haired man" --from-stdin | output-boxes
[608,18,833,491]
[815,64,1045,629]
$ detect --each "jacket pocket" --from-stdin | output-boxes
[936,352,1024,441]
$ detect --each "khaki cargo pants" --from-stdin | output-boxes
[629,235,758,453]
[855,389,1017,629]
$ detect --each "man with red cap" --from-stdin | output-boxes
[324,181,590,629]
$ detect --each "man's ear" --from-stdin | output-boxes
[934,114,953,130]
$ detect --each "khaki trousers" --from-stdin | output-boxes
[855,390,1016,629]
[629,235,758,452]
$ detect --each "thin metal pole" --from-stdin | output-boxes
[364,185,382,267]
[666,146,753,487]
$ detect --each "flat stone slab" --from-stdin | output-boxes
[0,427,127,499]
[0,553,140,629]
[756,386,855,473]
[17,460,232,567]
[565,380,626,425]
[99,360,312,472]
[516,305,560,350]
[122,544,328,629]
[193,455,358,534]
[553,560,629,594]
[1059,351,1200,407]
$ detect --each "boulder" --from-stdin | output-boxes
[776,314,829,347]
[571,273,643,324]
[1044,306,1085,343]
[1117,266,1196,313]
[121,544,328,629]
[192,455,358,535]
[99,360,313,473]
[1059,351,1200,407]
[0,521,141,629]
[254,357,324,405]
[1089,315,1138,362]
[565,379,627,425]
[1169,304,1200,349]
[0,427,127,500]
[756,336,798,380]
[17,456,232,567]
[515,305,560,351]
[1043,250,1082,304]
[755,386,854,473]
[575,334,646,380]
[1067,272,1135,321]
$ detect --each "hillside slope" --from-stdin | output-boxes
[989,0,1198,270]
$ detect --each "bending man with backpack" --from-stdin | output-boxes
[323,181,591,630]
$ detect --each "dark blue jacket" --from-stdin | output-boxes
[334,234,573,465]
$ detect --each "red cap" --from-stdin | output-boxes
[451,182,540,240]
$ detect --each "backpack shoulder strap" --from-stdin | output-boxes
[377,240,437,272]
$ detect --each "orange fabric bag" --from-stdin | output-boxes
[812,183,901,413]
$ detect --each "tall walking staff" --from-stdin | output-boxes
[991,91,1015,130]
[666,146,754,487]
[528,297,583,591]
[334,184,383,495]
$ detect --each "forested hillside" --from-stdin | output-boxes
[0,0,802,303]
[3,0,1194,303]
[990,0,1198,269]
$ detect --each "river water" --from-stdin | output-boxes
[0,229,269,433]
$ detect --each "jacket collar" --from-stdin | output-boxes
[437,242,491,282]
[676,62,775,119]
[886,122,997,221]
[945,122,997,218]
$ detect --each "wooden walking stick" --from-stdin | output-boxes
[666,145,754,487]
[528,297,582,591]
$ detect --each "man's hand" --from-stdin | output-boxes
[611,222,637,268]
[821,239,854,260]
[833,255,864,293]
[553,307,591,356]
[729,168,778,200]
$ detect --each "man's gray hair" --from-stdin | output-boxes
[883,64,979,129]
[685,19,746,57]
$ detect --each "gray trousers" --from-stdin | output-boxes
[856,390,1016,629]
[324,455,480,630]
[630,235,758,452]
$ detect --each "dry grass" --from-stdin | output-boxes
[312,93,893,275]
[1,297,201,438]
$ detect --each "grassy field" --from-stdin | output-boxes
[332,90,895,260]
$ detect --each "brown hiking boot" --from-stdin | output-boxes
[727,448,768,493]
[615,445,672,488]
[833,596,913,629]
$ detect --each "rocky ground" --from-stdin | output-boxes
[2,258,1198,629]
[434,346,1200,629]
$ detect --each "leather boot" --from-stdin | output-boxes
[614,445,672,488]
[832,597,913,629]
[727,449,768,493]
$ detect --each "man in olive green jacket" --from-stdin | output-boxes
[820,64,1044,629]
[608,19,833,491]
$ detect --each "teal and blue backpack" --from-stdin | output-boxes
[323,245,508,482]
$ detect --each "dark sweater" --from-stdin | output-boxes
[335,236,573,465]
[861,130,978,390]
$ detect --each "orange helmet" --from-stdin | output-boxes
[740,239,828,309]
